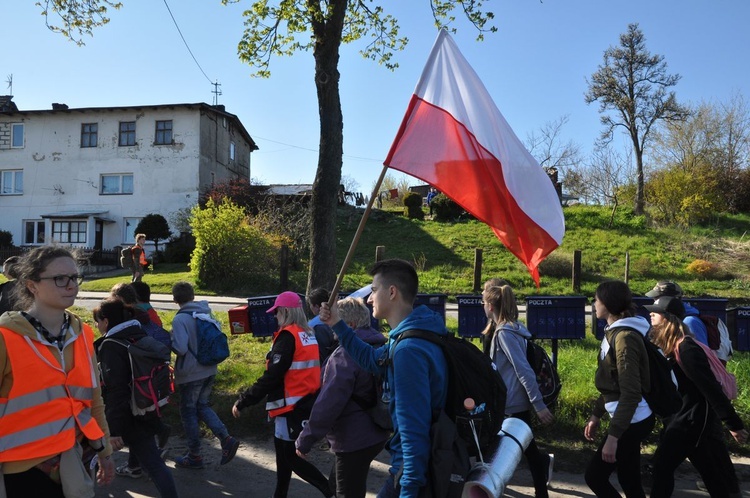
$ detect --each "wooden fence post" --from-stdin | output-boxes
[375,246,386,263]
[473,248,483,292]
[572,250,581,293]
[279,244,289,290]
[624,251,630,284]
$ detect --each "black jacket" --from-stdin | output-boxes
[235,330,296,410]
[667,336,744,437]
[95,321,160,443]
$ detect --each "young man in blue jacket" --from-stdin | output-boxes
[320,259,448,498]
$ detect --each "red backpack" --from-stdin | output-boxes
[675,337,737,400]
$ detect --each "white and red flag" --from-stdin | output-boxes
[384,30,565,285]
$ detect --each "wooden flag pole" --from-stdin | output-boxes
[327,164,389,307]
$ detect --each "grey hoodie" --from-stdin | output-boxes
[491,321,545,414]
[171,300,218,384]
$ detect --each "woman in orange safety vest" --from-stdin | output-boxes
[232,291,332,498]
[0,246,115,497]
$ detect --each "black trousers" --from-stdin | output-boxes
[651,415,740,498]
[273,437,332,498]
[4,467,65,498]
[585,414,655,498]
[509,411,550,498]
[330,441,385,498]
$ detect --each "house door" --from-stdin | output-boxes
[95,221,103,251]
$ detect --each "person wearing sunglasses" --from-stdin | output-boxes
[0,246,115,497]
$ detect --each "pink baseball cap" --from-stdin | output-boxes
[267,291,303,313]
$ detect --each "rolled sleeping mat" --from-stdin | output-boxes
[461,417,533,498]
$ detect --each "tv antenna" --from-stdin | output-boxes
[212,80,222,106]
[6,74,12,94]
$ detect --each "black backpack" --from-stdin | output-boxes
[392,330,507,497]
[526,339,562,410]
[607,327,681,418]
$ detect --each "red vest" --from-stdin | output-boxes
[0,323,105,461]
[266,323,321,417]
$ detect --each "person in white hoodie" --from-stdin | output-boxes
[483,284,554,498]
[585,280,654,498]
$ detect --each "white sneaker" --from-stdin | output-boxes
[546,454,554,488]
[115,464,143,479]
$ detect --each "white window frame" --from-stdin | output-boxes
[23,220,45,245]
[51,220,87,244]
[100,173,134,195]
[230,141,236,161]
[0,169,23,195]
[124,217,142,243]
[11,123,24,148]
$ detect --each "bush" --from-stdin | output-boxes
[403,192,423,208]
[163,234,195,263]
[0,230,13,248]
[686,259,721,279]
[538,253,572,278]
[631,256,653,276]
[431,194,464,221]
[190,199,280,292]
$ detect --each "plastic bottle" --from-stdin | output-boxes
[464,397,476,413]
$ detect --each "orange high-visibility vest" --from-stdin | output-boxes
[0,323,105,461]
[266,324,321,417]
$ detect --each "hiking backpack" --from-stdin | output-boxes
[120,246,134,269]
[141,319,172,349]
[675,337,737,400]
[177,310,230,366]
[525,339,562,410]
[699,315,733,362]
[101,335,174,416]
[396,330,507,454]
[608,328,681,418]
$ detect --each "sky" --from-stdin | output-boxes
[4,1,750,197]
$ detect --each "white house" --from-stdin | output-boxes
[0,98,257,252]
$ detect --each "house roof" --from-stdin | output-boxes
[266,184,314,196]
[0,101,258,151]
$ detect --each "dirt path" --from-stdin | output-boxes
[95,435,750,498]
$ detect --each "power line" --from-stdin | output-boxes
[253,135,382,162]
[162,0,213,86]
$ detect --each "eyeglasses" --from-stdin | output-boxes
[38,274,84,287]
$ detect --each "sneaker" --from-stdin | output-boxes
[115,464,143,478]
[546,453,555,488]
[174,453,204,469]
[156,423,171,450]
[159,446,170,461]
[220,436,240,465]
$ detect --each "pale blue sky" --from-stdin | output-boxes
[4,1,749,195]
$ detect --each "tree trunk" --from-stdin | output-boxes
[307,4,346,294]
[634,142,645,215]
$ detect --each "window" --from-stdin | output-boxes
[119,121,136,146]
[154,120,173,145]
[24,220,45,245]
[100,174,133,195]
[0,170,23,195]
[81,123,98,147]
[52,221,87,243]
[229,141,236,161]
[124,217,142,243]
[11,123,24,148]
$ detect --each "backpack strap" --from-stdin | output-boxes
[175,309,199,360]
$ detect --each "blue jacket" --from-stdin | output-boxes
[683,302,708,347]
[333,305,448,498]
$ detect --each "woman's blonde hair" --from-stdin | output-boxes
[483,285,519,324]
[276,306,311,332]
[481,278,510,337]
[650,312,691,356]
[337,297,371,329]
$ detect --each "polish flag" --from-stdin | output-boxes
[384,30,565,285]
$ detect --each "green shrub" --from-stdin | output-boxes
[431,194,464,221]
[538,253,572,279]
[163,234,195,263]
[189,199,280,292]
[403,191,423,208]
[631,256,653,276]
[0,230,13,248]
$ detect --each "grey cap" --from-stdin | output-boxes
[645,281,683,299]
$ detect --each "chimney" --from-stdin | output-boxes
[52,103,69,110]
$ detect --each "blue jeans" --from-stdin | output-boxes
[376,473,398,498]
[178,376,229,454]
[129,435,179,498]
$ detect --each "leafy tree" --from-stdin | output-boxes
[134,214,171,263]
[37,0,122,46]
[585,23,689,215]
[645,165,720,226]
[37,0,497,292]
[190,198,279,292]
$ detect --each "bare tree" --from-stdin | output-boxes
[525,115,582,176]
[585,23,689,215]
